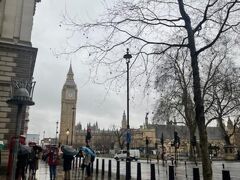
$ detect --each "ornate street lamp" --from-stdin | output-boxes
[123,48,132,157]
[66,129,70,145]
[6,79,35,180]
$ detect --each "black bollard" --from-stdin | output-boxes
[108,159,112,177]
[222,170,230,180]
[193,167,200,180]
[91,161,94,173]
[184,161,188,178]
[222,163,225,169]
[150,164,156,180]
[126,160,131,180]
[169,165,174,180]
[101,159,105,177]
[137,162,141,180]
[96,159,99,175]
[116,161,120,179]
[72,157,75,168]
[79,157,81,168]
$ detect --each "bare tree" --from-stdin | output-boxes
[61,1,240,179]
[205,60,240,145]
[112,125,125,149]
[153,49,197,158]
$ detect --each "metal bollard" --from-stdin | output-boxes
[222,170,230,180]
[222,163,225,169]
[150,164,156,180]
[79,157,81,168]
[137,162,141,180]
[108,159,112,177]
[193,167,200,180]
[101,159,105,176]
[72,157,75,168]
[96,159,99,175]
[169,165,175,180]
[126,160,131,179]
[184,161,188,178]
[75,157,78,169]
[116,160,120,179]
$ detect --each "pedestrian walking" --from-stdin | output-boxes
[62,153,74,180]
[47,146,59,180]
[83,152,91,178]
[16,153,28,180]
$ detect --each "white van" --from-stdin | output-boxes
[114,149,140,161]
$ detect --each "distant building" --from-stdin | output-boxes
[121,111,127,129]
[59,64,77,146]
[26,134,40,145]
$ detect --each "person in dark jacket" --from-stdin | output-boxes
[62,154,74,180]
[16,153,29,180]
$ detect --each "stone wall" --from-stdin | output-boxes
[0,42,37,168]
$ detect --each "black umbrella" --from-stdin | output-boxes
[33,145,43,152]
[18,144,32,155]
[61,145,77,156]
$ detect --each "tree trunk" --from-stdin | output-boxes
[218,118,231,145]
[189,128,196,160]
[191,52,212,179]
[191,53,212,180]
[177,1,213,179]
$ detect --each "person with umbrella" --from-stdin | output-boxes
[16,144,31,179]
[79,145,96,178]
[61,145,76,180]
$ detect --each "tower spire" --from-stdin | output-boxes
[64,63,76,86]
[122,110,127,129]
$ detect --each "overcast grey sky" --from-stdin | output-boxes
[28,0,155,138]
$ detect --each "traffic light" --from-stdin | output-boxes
[161,133,164,146]
[174,131,180,148]
[146,137,149,145]
[191,135,197,146]
[174,131,178,145]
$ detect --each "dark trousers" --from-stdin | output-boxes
[49,165,56,180]
[86,164,91,176]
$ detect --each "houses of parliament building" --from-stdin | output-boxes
[59,65,240,159]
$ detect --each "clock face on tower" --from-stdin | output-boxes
[66,89,75,99]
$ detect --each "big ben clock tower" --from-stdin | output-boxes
[59,64,78,146]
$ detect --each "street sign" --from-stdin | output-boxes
[126,130,131,143]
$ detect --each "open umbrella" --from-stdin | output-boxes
[18,144,32,155]
[61,145,77,156]
[33,145,43,152]
[79,146,96,157]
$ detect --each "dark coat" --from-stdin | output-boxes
[63,154,74,171]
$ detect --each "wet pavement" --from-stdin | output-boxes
[31,160,124,180]
[0,160,126,180]
[1,158,240,179]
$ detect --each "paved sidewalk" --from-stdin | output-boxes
[0,160,126,180]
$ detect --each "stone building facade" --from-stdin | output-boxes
[0,0,40,170]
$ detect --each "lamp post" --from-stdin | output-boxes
[123,48,132,157]
[66,129,70,145]
[71,107,76,146]
[6,79,35,180]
